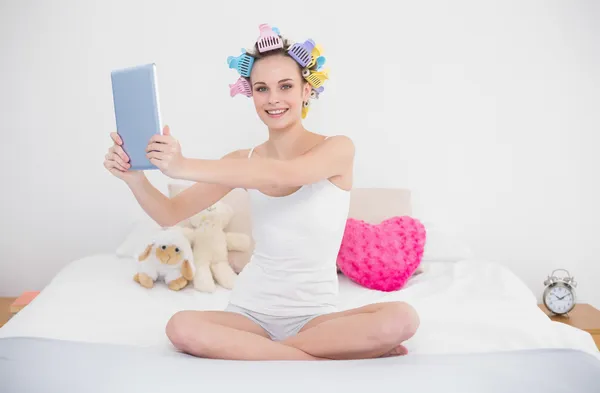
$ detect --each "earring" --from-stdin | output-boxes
[302,100,310,119]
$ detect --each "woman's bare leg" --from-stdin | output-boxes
[281,301,419,360]
[165,310,319,361]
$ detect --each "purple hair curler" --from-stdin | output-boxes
[310,86,324,99]
[288,39,316,68]
[229,77,252,98]
[227,49,254,77]
[256,23,283,53]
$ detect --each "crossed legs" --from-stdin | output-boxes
[165,310,318,360]
[283,301,419,360]
[165,301,419,361]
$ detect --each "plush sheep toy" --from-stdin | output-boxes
[133,227,195,291]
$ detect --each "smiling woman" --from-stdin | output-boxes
[243,37,315,126]
[102,23,419,361]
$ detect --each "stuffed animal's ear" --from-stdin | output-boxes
[181,227,195,243]
[181,260,194,280]
[217,203,234,228]
[138,244,153,262]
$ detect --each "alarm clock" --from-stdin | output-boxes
[543,268,577,316]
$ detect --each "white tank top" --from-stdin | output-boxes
[227,141,351,317]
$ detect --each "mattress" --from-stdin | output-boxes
[2,337,600,393]
[2,254,600,392]
[1,253,598,358]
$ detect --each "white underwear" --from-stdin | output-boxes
[224,303,327,341]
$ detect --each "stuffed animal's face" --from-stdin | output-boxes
[139,243,186,265]
[189,201,234,229]
[155,244,185,265]
[138,227,194,269]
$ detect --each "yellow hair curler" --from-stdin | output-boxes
[307,44,324,68]
[302,68,329,89]
[302,101,310,119]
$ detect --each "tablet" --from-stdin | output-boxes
[110,63,163,170]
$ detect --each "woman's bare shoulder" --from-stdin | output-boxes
[319,134,355,156]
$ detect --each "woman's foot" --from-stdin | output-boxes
[380,344,408,357]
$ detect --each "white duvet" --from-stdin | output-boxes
[1,254,598,359]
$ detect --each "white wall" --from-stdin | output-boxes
[1,1,599,308]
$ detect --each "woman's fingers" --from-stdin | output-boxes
[148,134,173,145]
[146,151,163,161]
[105,157,126,172]
[109,132,130,164]
[112,152,130,169]
[145,142,170,153]
[149,158,161,168]
[110,132,123,146]
[105,152,129,171]
[110,145,129,163]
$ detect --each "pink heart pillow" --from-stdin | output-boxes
[336,216,426,292]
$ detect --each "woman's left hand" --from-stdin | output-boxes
[146,125,186,178]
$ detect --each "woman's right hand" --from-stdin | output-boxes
[104,132,144,183]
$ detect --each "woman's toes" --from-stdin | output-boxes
[380,344,408,357]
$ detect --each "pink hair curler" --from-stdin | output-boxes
[256,23,283,53]
[229,77,252,98]
[288,39,316,68]
[227,49,254,77]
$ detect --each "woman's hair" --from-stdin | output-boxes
[244,36,317,83]
[226,25,327,117]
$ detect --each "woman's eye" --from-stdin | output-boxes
[256,87,267,92]
[281,84,292,90]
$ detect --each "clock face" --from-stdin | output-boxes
[545,285,574,314]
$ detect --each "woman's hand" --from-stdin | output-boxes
[104,132,145,184]
[146,125,187,179]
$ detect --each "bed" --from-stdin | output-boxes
[1,188,599,392]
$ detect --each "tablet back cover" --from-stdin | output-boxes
[110,63,162,170]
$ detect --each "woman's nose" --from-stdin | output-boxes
[268,93,280,105]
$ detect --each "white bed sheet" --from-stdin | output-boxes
[1,254,598,359]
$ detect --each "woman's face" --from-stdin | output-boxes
[250,54,311,130]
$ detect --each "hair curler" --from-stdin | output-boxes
[310,86,324,99]
[256,23,283,53]
[302,100,310,119]
[227,49,254,77]
[303,68,329,89]
[229,77,252,98]
[288,39,316,68]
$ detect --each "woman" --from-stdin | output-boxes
[103,27,419,361]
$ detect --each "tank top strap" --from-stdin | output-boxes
[249,138,329,158]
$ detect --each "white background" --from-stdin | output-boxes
[1,0,598,308]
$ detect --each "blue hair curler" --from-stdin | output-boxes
[315,56,326,70]
[227,49,254,77]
